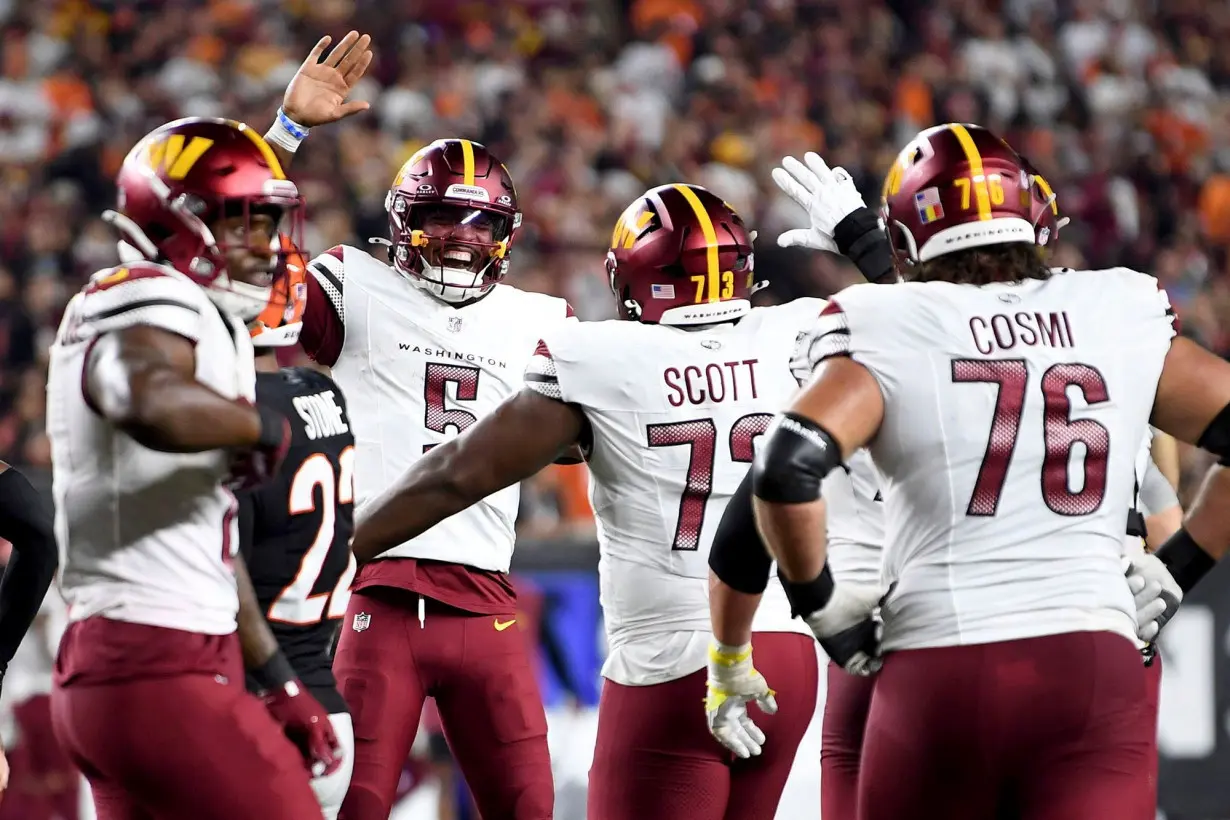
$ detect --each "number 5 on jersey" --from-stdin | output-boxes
[423,363,480,452]
[268,446,357,624]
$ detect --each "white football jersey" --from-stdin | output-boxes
[796,267,1177,651]
[308,246,572,573]
[823,449,886,587]
[526,300,843,686]
[47,264,254,635]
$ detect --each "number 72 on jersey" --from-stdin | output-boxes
[647,413,773,551]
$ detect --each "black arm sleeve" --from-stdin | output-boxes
[708,468,774,595]
[0,467,59,667]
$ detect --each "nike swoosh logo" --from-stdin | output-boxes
[494,618,517,632]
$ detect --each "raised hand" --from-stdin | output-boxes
[282,31,374,128]
[771,152,867,253]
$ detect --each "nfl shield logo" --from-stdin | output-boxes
[447,316,463,333]
[352,612,371,632]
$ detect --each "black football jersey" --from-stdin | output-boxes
[239,366,355,714]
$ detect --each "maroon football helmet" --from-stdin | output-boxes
[385,139,521,302]
[606,184,757,326]
[106,117,304,321]
[880,123,1060,268]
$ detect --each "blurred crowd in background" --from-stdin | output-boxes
[0,1,1228,817]
[4,0,1230,528]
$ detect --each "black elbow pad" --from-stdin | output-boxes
[752,413,843,504]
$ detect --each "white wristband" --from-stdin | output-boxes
[264,108,310,153]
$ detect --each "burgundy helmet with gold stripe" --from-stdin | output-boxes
[385,138,521,302]
[880,123,1060,267]
[107,117,304,320]
[606,184,757,325]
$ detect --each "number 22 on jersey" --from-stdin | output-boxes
[647,413,772,550]
[268,446,357,624]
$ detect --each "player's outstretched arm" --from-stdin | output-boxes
[264,31,374,172]
[85,325,276,453]
[0,463,58,694]
[352,389,586,564]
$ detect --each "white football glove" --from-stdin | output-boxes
[802,582,883,676]
[705,641,778,759]
[772,152,868,252]
[1123,554,1183,643]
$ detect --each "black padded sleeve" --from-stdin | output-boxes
[708,468,774,595]
[0,467,58,668]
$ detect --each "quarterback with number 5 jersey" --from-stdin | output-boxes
[350,184,826,820]
[739,122,1230,820]
[239,245,357,820]
[297,139,570,820]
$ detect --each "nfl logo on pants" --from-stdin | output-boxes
[352,612,371,632]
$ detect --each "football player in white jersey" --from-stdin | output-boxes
[349,183,848,820]
[46,118,341,820]
[725,121,1230,819]
[266,127,570,815]
[701,158,892,819]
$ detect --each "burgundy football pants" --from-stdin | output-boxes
[50,654,319,819]
[821,661,875,820]
[857,631,1155,820]
[333,587,553,820]
[587,632,819,820]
